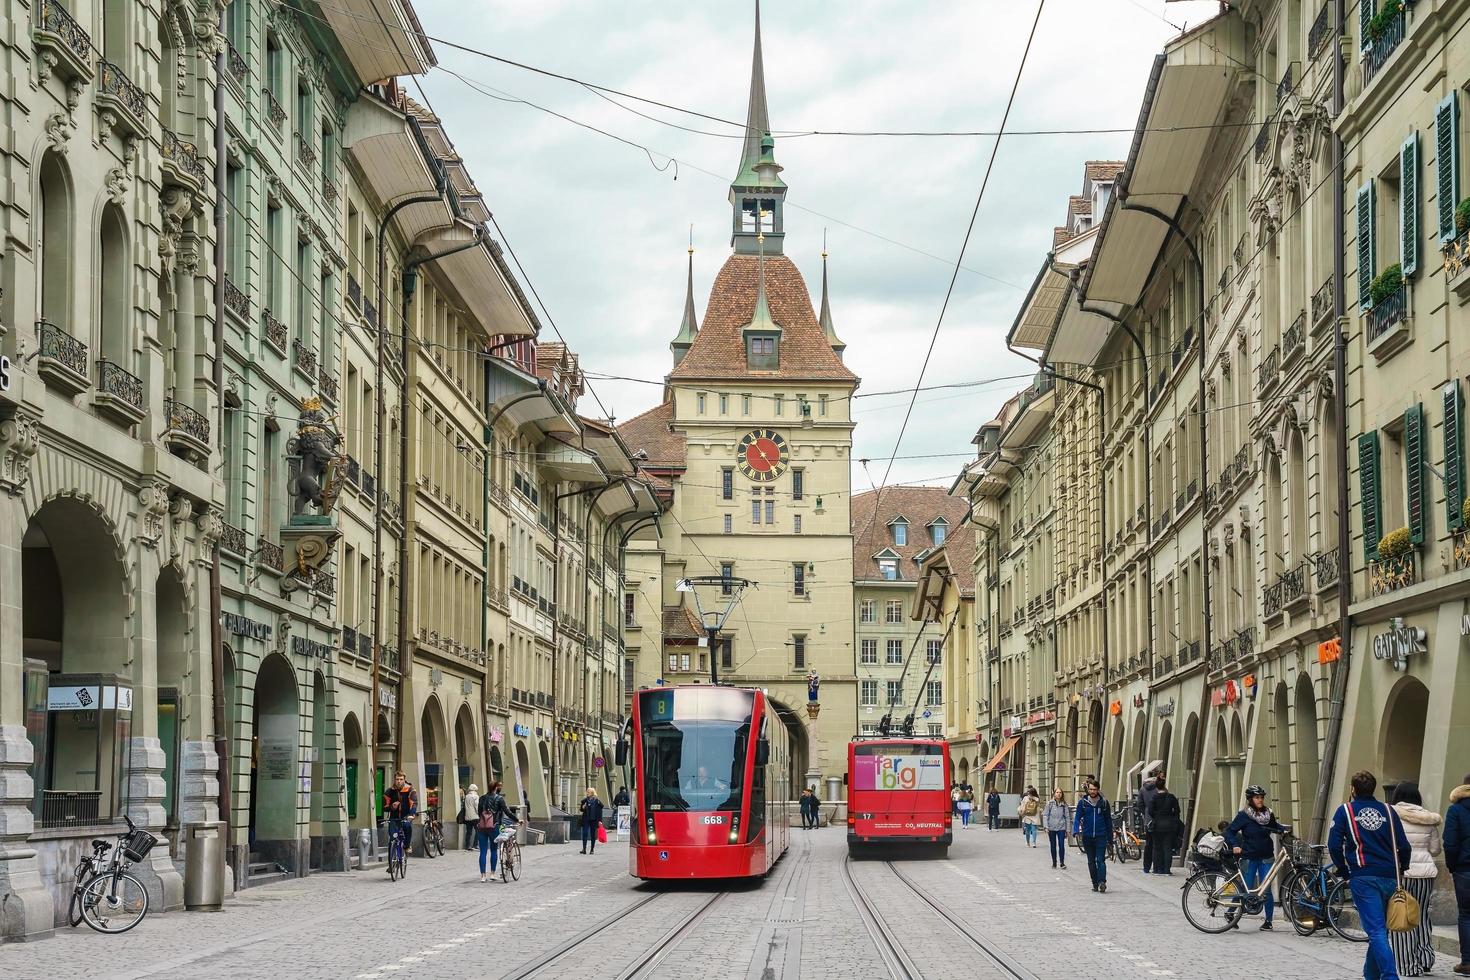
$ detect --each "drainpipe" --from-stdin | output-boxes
[1313,0,1353,844]
[1116,195,1213,826]
[210,45,231,849]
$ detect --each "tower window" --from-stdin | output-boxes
[722,467,734,500]
[773,394,784,415]
[792,634,806,670]
[792,469,804,500]
[742,394,752,415]
[719,393,728,415]
[747,335,778,370]
[697,392,706,414]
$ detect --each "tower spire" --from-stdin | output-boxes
[729,1,787,255]
[819,239,846,360]
[734,0,771,187]
[670,238,699,368]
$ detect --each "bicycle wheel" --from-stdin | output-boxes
[499,842,512,882]
[1279,869,1322,936]
[1326,878,1368,942]
[507,841,520,881]
[79,872,149,934]
[433,830,445,857]
[1181,869,1243,934]
[1113,836,1130,863]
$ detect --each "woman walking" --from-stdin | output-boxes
[1391,781,1441,976]
[957,787,973,828]
[1043,788,1069,869]
[460,783,480,851]
[1019,788,1042,847]
[1145,775,1182,875]
[579,787,604,854]
[1225,785,1289,930]
[475,781,513,882]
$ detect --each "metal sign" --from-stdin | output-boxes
[1372,617,1426,671]
[292,635,333,660]
[47,685,99,711]
[221,612,272,642]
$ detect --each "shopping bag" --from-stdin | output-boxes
[597,823,608,844]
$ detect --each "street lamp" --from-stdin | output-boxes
[676,574,756,685]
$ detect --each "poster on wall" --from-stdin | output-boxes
[47,686,101,711]
[261,739,294,780]
[615,805,631,840]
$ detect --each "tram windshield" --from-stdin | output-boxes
[638,688,752,813]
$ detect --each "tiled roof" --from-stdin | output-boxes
[662,605,703,641]
[668,254,858,383]
[616,401,687,469]
[1053,226,1073,248]
[1084,160,1125,181]
[1068,195,1091,217]
[939,529,977,596]
[851,486,970,581]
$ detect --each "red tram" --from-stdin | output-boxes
[846,737,952,855]
[619,685,792,879]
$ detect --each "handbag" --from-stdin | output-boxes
[1384,805,1421,932]
[597,823,608,844]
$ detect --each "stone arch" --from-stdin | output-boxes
[1272,681,1295,826]
[342,711,369,833]
[419,695,450,816]
[453,702,479,803]
[1294,674,1320,820]
[1380,674,1430,788]
[250,653,301,869]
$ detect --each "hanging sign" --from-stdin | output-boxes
[378,683,397,710]
[1317,637,1342,664]
[1372,617,1426,671]
[513,723,532,737]
[1223,680,1239,705]
[1155,698,1176,718]
[489,727,504,744]
[1108,700,1122,716]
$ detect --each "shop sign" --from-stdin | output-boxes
[221,612,272,642]
[1372,617,1426,671]
[1461,614,1470,637]
[1242,674,1257,699]
[1155,698,1176,718]
[593,757,604,769]
[1223,680,1239,705]
[1317,637,1342,664]
[489,727,504,744]
[513,723,531,737]
[292,636,333,660]
[102,687,133,712]
[47,685,100,711]
[378,684,397,710]
[1108,700,1122,716]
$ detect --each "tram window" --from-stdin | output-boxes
[638,688,750,813]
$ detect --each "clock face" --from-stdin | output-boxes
[737,429,790,482]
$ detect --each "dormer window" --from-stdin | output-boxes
[890,518,909,547]
[873,547,900,581]
[929,518,949,545]
[747,334,778,370]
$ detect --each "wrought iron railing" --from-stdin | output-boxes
[1455,530,1470,572]
[98,59,146,120]
[220,521,247,556]
[262,309,287,352]
[37,0,91,63]
[1257,344,1279,392]
[322,174,339,205]
[228,42,247,87]
[1444,228,1470,280]
[96,359,142,409]
[1369,551,1416,597]
[365,300,378,330]
[1366,285,1407,342]
[256,537,283,571]
[347,274,362,310]
[1255,120,1271,162]
[1312,275,1335,325]
[1363,10,1406,87]
[161,127,206,183]
[224,275,250,320]
[343,625,358,652]
[318,367,339,403]
[262,87,286,129]
[362,471,377,499]
[1283,311,1306,361]
[344,455,361,486]
[1314,548,1340,589]
[1308,4,1334,59]
[1236,625,1257,659]
[296,132,317,171]
[165,398,210,445]
[1277,62,1297,104]
[39,790,101,829]
[38,319,88,378]
[292,338,318,377]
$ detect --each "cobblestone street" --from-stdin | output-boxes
[9,825,1370,979]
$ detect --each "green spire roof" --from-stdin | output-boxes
[819,250,845,354]
[731,1,786,190]
[670,247,699,365]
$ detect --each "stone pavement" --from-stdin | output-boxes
[4,824,1374,979]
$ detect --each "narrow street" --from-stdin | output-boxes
[11,828,1366,980]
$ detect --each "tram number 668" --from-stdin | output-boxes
[701,815,726,826]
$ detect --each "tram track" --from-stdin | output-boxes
[844,856,1042,980]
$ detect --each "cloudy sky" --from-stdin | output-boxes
[412,0,1222,489]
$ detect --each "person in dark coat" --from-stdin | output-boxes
[1072,780,1113,893]
[1138,770,1162,872]
[1226,785,1290,930]
[1145,775,1182,875]
[1442,775,1470,976]
[475,781,515,881]
[612,786,631,809]
[1330,770,1412,979]
[578,788,605,854]
[986,788,1002,831]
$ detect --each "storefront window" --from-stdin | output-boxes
[31,671,134,828]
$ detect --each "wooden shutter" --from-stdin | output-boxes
[1401,133,1420,277]
[1358,431,1383,560]
[1436,93,1462,242]
[1446,382,1466,530]
[1406,403,1427,545]
[1357,182,1376,309]
[1360,0,1375,49]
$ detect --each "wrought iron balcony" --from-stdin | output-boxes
[256,537,284,572]
[347,274,362,310]
[1312,275,1335,328]
[36,319,89,393]
[1255,120,1271,163]
[262,87,286,130]
[97,59,146,135]
[1257,344,1279,393]
[163,397,211,455]
[292,338,318,377]
[1218,266,1232,297]
[1314,548,1341,590]
[344,455,361,486]
[1362,9,1406,87]
[358,632,372,660]
[318,366,339,403]
[1283,311,1306,363]
[1445,228,1470,281]
[362,470,377,499]
[342,625,358,652]
[1366,284,1408,344]
[224,275,250,320]
[1369,551,1416,597]
[322,174,339,205]
[1308,4,1334,59]
[220,521,247,556]
[161,127,206,186]
[34,0,92,82]
[365,299,378,330]
[1276,62,1297,104]
[1455,530,1470,572]
[1236,626,1257,659]
[296,132,317,172]
[262,309,287,354]
[378,644,400,673]
[95,358,144,424]
[227,42,247,88]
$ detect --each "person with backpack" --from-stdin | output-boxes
[474,780,516,882]
[1145,775,1182,875]
[1329,770,1412,980]
[986,787,1002,831]
[1138,769,1162,872]
[1019,788,1042,847]
[1073,780,1113,892]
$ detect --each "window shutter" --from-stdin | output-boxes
[1401,132,1419,277]
[1358,431,1383,560]
[1445,382,1465,530]
[1357,182,1376,309]
[1406,403,1426,545]
[1360,0,1375,49]
[1436,93,1462,243]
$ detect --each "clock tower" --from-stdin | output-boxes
[619,0,858,791]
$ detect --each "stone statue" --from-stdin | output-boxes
[288,397,345,516]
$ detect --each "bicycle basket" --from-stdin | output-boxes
[1287,836,1321,866]
[122,828,157,863]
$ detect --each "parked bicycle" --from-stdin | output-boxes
[1181,830,1361,939]
[1279,836,1366,942]
[68,814,157,934]
[498,824,522,882]
[423,809,446,857]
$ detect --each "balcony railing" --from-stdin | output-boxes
[1445,228,1470,281]
[164,397,210,446]
[1236,626,1257,659]
[262,309,287,353]
[256,537,283,571]
[1257,345,1279,392]
[362,471,376,499]
[96,358,143,413]
[1255,120,1271,163]
[1282,311,1306,362]
[292,338,318,377]
[224,275,250,320]
[35,0,92,78]
[1362,9,1406,87]
[322,174,339,205]
[365,300,379,331]
[1264,565,1307,619]
[347,274,362,310]
[319,367,339,403]
[1314,548,1340,590]
[1308,4,1334,59]
[97,59,146,130]
[296,132,317,171]
[1312,275,1335,327]
[161,127,206,185]
[262,87,286,130]
[1366,285,1407,343]
[227,42,247,87]
[37,319,89,392]
[220,521,247,556]
[1369,551,1416,597]
[1277,62,1297,104]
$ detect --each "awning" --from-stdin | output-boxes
[487,358,577,436]
[1008,262,1070,353]
[344,96,455,242]
[982,735,1021,774]
[1080,13,1247,308]
[540,437,605,483]
[317,0,435,83]
[1045,284,1124,367]
[422,223,537,339]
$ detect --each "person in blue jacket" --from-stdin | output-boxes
[1225,784,1290,930]
[1073,779,1113,893]
[1330,770,1412,980]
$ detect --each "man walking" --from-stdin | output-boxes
[1138,769,1161,872]
[1145,775,1181,875]
[1330,770,1412,980]
[1073,779,1113,893]
[1442,774,1470,975]
[986,786,1002,831]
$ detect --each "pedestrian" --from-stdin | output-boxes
[986,787,1001,831]
[1225,785,1290,930]
[957,787,973,828]
[475,780,513,882]
[578,787,604,854]
[1443,775,1470,977]
[1019,788,1042,847]
[1139,769,1162,872]
[460,783,480,851]
[1390,781,1441,976]
[1043,788,1070,869]
[800,788,814,829]
[951,783,961,819]
[1072,779,1113,892]
[1329,769,1412,980]
[1145,775,1182,876]
[613,785,631,809]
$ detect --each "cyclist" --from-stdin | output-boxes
[383,770,418,872]
[475,780,517,882]
[1225,784,1290,930]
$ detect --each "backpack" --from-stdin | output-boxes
[1195,831,1226,858]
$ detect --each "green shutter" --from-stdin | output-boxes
[1360,0,1375,49]
[1445,382,1465,530]
[1406,404,1427,545]
[1357,182,1376,309]
[1401,133,1419,277]
[1436,93,1462,242]
[1359,431,1383,560]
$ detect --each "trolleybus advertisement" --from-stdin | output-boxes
[852,753,945,791]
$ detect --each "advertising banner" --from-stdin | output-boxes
[615,805,631,840]
[852,754,945,791]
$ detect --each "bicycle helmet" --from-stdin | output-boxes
[1245,784,1267,799]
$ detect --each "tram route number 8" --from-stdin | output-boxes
[701,815,726,825]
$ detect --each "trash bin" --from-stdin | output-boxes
[183,821,226,911]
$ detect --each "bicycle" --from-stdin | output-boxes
[498,824,522,883]
[1112,815,1144,863]
[67,814,156,934]
[387,818,409,882]
[1181,831,1361,938]
[1278,837,1366,942]
[423,810,446,858]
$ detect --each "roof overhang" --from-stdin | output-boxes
[1045,279,1127,367]
[596,479,660,521]
[312,0,435,82]
[420,221,537,339]
[344,95,454,241]
[540,437,606,483]
[578,422,638,478]
[487,358,578,436]
[1007,261,1071,353]
[1080,14,1247,308]
[911,552,950,621]
[999,389,1055,450]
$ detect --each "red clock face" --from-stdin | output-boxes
[737,429,789,482]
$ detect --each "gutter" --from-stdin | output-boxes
[210,45,231,858]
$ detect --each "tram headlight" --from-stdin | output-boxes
[728,814,740,843]
[645,815,656,844]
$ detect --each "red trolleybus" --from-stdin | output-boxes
[619,685,792,880]
[846,737,951,856]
